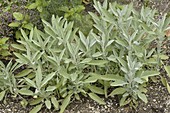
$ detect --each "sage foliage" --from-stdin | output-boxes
[0,0,170,112]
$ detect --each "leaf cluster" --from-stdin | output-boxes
[0,0,170,112]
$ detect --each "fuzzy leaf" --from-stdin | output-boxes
[87,60,108,66]
[25,78,36,88]
[164,66,170,77]
[15,69,32,78]
[141,71,160,81]
[161,76,170,93]
[92,52,102,57]
[46,86,56,92]
[137,91,148,103]
[45,99,51,109]
[83,76,98,83]
[111,80,127,86]
[100,74,122,81]
[120,96,131,106]
[51,96,59,110]
[88,85,104,94]
[59,94,71,113]
[29,104,42,113]
[41,72,56,88]
[18,89,33,96]
[88,93,105,105]
[109,88,126,96]
[80,58,92,64]
[12,44,26,51]
[14,52,29,64]
[36,66,42,89]
[58,68,69,79]
[0,91,6,101]
[30,97,43,105]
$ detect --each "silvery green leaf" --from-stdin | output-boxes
[146,48,155,58]
[67,42,74,56]
[36,66,42,89]
[46,86,56,92]
[92,52,102,57]
[141,71,160,78]
[14,52,29,64]
[165,25,170,31]
[33,51,44,61]
[59,94,71,113]
[161,76,170,93]
[89,12,100,24]
[164,66,170,77]
[159,13,167,30]
[100,74,123,81]
[83,76,98,83]
[109,88,126,96]
[93,0,101,14]
[12,44,26,51]
[21,29,28,40]
[41,72,56,88]
[115,39,128,47]
[44,36,51,47]
[111,80,127,86]
[107,55,116,62]
[65,30,72,42]
[159,54,169,60]
[29,104,42,113]
[64,58,72,64]
[101,8,114,23]
[18,88,33,96]
[163,16,170,31]
[25,78,36,88]
[70,73,78,82]
[42,19,52,28]
[30,98,43,106]
[90,38,96,47]
[88,85,104,94]
[120,67,128,73]
[51,96,59,110]
[146,58,157,64]
[103,0,108,9]
[87,60,108,66]
[79,31,87,48]
[105,40,114,48]
[58,67,69,79]
[15,69,32,78]
[130,30,138,42]
[120,96,130,106]
[109,3,118,17]
[59,49,65,61]
[80,58,92,64]
[137,91,148,103]
[44,27,56,39]
[125,3,133,18]
[88,93,105,105]
[116,57,128,69]
[45,99,51,109]
[0,91,6,101]
[134,77,144,84]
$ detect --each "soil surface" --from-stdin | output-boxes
[0,0,170,113]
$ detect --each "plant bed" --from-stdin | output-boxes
[0,0,170,113]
